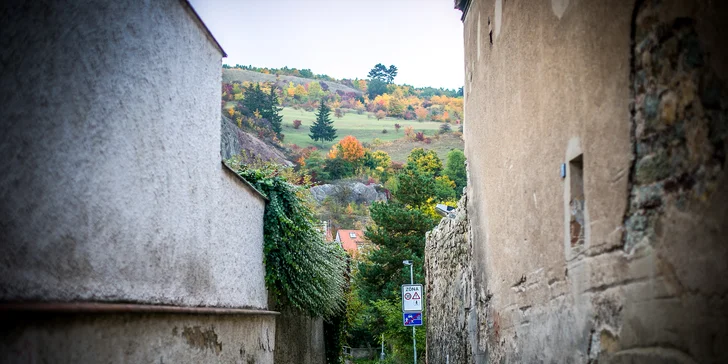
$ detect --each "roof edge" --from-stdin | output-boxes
[180,0,227,57]
[454,0,472,22]
[221,161,269,202]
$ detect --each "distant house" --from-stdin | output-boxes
[335,229,367,256]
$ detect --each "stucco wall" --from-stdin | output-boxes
[460,0,728,362]
[0,0,268,309]
[0,312,275,363]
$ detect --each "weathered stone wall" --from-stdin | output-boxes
[425,193,481,363]
[453,0,728,362]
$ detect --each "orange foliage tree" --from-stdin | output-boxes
[337,135,366,162]
[415,107,428,120]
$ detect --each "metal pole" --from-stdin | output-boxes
[413,326,417,364]
[410,263,417,364]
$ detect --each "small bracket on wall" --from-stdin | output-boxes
[560,163,566,178]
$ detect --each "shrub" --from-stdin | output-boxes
[424,137,432,144]
[439,123,452,134]
[334,108,344,118]
[293,119,302,129]
[394,123,401,132]
[375,110,386,120]
[236,164,347,318]
[415,132,425,141]
[404,126,415,140]
[382,129,388,134]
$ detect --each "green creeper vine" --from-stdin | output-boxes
[236,163,347,318]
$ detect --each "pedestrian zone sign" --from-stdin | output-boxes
[403,311,423,326]
[402,284,423,311]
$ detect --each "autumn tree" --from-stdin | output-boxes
[308,81,323,100]
[375,110,386,120]
[337,136,365,162]
[309,101,337,146]
[407,148,443,176]
[414,107,428,121]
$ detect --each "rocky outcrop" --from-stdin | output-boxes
[308,182,387,205]
[220,115,292,166]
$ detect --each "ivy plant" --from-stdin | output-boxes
[236,162,347,318]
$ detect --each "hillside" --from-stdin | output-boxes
[279,107,462,163]
[222,69,361,96]
[221,115,292,165]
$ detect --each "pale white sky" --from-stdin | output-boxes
[189,0,465,89]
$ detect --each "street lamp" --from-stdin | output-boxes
[403,260,413,284]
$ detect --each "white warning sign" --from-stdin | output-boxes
[401,284,423,312]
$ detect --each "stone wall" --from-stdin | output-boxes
[425,193,481,363]
[451,0,728,362]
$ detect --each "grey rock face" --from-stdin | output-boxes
[309,182,387,204]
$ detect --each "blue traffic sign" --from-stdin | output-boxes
[403,311,422,326]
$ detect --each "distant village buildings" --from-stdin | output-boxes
[335,229,368,256]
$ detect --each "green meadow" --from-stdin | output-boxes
[279,107,445,150]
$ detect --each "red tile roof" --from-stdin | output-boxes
[336,230,365,255]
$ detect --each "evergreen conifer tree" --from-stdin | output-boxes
[309,101,337,146]
[262,87,283,138]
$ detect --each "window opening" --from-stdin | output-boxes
[569,154,585,247]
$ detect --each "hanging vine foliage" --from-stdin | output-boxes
[236,163,347,318]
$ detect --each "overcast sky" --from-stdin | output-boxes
[188,0,465,89]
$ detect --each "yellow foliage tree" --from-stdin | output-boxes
[294,84,308,98]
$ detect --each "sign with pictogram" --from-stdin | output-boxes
[403,311,423,326]
[401,284,423,312]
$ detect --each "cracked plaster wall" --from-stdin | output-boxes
[0,313,276,363]
[450,0,728,362]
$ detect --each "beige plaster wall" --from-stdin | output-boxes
[461,0,728,362]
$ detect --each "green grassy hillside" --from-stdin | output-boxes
[280,107,446,150]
